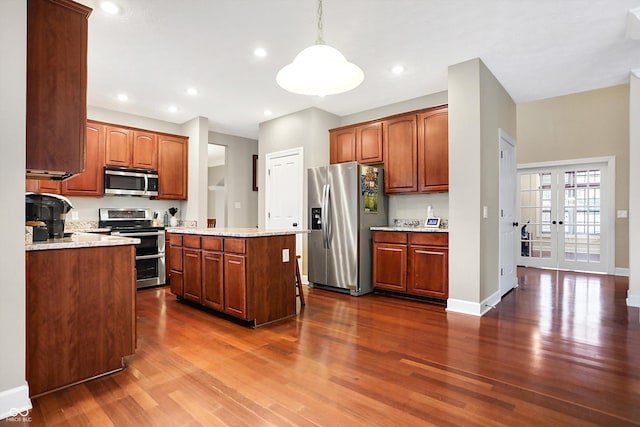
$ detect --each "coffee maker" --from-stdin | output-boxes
[25,193,73,239]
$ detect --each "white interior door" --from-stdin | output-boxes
[499,130,517,297]
[518,159,612,274]
[265,148,304,263]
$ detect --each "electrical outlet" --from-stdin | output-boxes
[483,206,488,219]
[617,210,628,218]
[234,202,241,209]
[71,211,79,220]
[282,248,289,263]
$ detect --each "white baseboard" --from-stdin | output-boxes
[627,291,640,308]
[0,384,32,421]
[615,267,630,277]
[302,275,309,285]
[447,291,501,316]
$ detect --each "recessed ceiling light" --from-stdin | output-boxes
[187,88,198,96]
[254,48,267,58]
[117,93,128,101]
[168,105,178,113]
[263,110,273,116]
[100,1,120,15]
[392,65,405,75]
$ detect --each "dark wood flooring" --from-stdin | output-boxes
[14,267,640,426]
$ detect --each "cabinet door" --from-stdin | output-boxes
[224,254,247,319]
[105,126,132,167]
[329,127,356,164]
[356,122,383,164]
[170,270,184,297]
[417,107,448,192]
[26,179,61,194]
[373,243,407,292]
[132,131,158,170]
[157,135,188,200]
[62,122,105,196]
[26,0,90,176]
[183,248,202,303]
[408,245,448,299]
[202,250,224,311]
[383,115,417,193]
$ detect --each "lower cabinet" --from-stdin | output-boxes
[373,231,448,300]
[167,232,296,326]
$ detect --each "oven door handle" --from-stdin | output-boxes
[136,254,164,260]
[112,231,164,237]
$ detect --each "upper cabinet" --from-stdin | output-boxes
[417,107,449,192]
[329,122,383,165]
[157,135,188,200]
[383,114,418,193]
[329,127,356,164]
[105,126,158,170]
[62,121,105,197]
[26,0,92,180]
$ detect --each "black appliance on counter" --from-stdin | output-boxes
[99,208,165,289]
[25,192,73,239]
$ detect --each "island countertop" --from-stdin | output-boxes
[166,227,309,237]
[26,232,140,251]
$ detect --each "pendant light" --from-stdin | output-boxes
[276,0,364,96]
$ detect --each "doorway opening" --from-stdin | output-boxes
[207,144,226,228]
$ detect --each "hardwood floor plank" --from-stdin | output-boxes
[15,267,640,426]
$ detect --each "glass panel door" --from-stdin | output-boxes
[518,162,608,273]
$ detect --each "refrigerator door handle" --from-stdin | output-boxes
[326,184,332,249]
[321,184,328,248]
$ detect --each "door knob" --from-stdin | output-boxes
[292,222,298,227]
[512,222,519,227]
[552,220,557,224]
[558,221,564,225]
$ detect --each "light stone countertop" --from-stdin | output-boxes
[370,226,449,233]
[26,232,140,251]
[166,227,309,237]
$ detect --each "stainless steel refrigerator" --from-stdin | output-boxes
[308,162,388,296]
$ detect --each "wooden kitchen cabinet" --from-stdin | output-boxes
[157,135,189,200]
[202,236,224,311]
[224,253,248,318]
[373,231,449,301]
[26,178,61,194]
[383,114,418,193]
[105,126,132,167]
[407,233,449,299]
[329,121,383,165]
[62,121,105,196]
[182,235,202,303]
[417,107,449,192]
[167,233,184,296]
[132,130,158,170]
[356,121,383,164]
[330,127,356,164]
[26,0,92,180]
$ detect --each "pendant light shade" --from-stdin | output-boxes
[276,0,364,96]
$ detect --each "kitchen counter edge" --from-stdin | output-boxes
[166,227,309,237]
[371,226,449,233]
[26,232,140,251]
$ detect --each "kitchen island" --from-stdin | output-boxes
[26,233,138,397]
[166,228,305,327]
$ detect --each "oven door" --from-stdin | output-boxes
[136,254,166,288]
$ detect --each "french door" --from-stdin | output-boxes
[517,160,611,273]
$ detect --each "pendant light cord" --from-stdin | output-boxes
[316,0,325,44]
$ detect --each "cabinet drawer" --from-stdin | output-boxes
[202,236,223,252]
[168,233,183,246]
[183,234,201,249]
[409,232,448,246]
[224,238,246,254]
[374,231,407,244]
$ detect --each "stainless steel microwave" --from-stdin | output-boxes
[104,166,159,197]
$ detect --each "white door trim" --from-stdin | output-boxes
[517,156,615,275]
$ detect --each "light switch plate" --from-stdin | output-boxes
[282,248,289,263]
[71,211,79,220]
[482,206,488,219]
[234,202,241,209]
[617,210,628,218]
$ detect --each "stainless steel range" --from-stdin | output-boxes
[99,208,165,289]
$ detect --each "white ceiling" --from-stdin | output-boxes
[81,0,640,140]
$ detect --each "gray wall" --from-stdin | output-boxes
[208,132,258,228]
[448,58,516,312]
[0,0,31,416]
